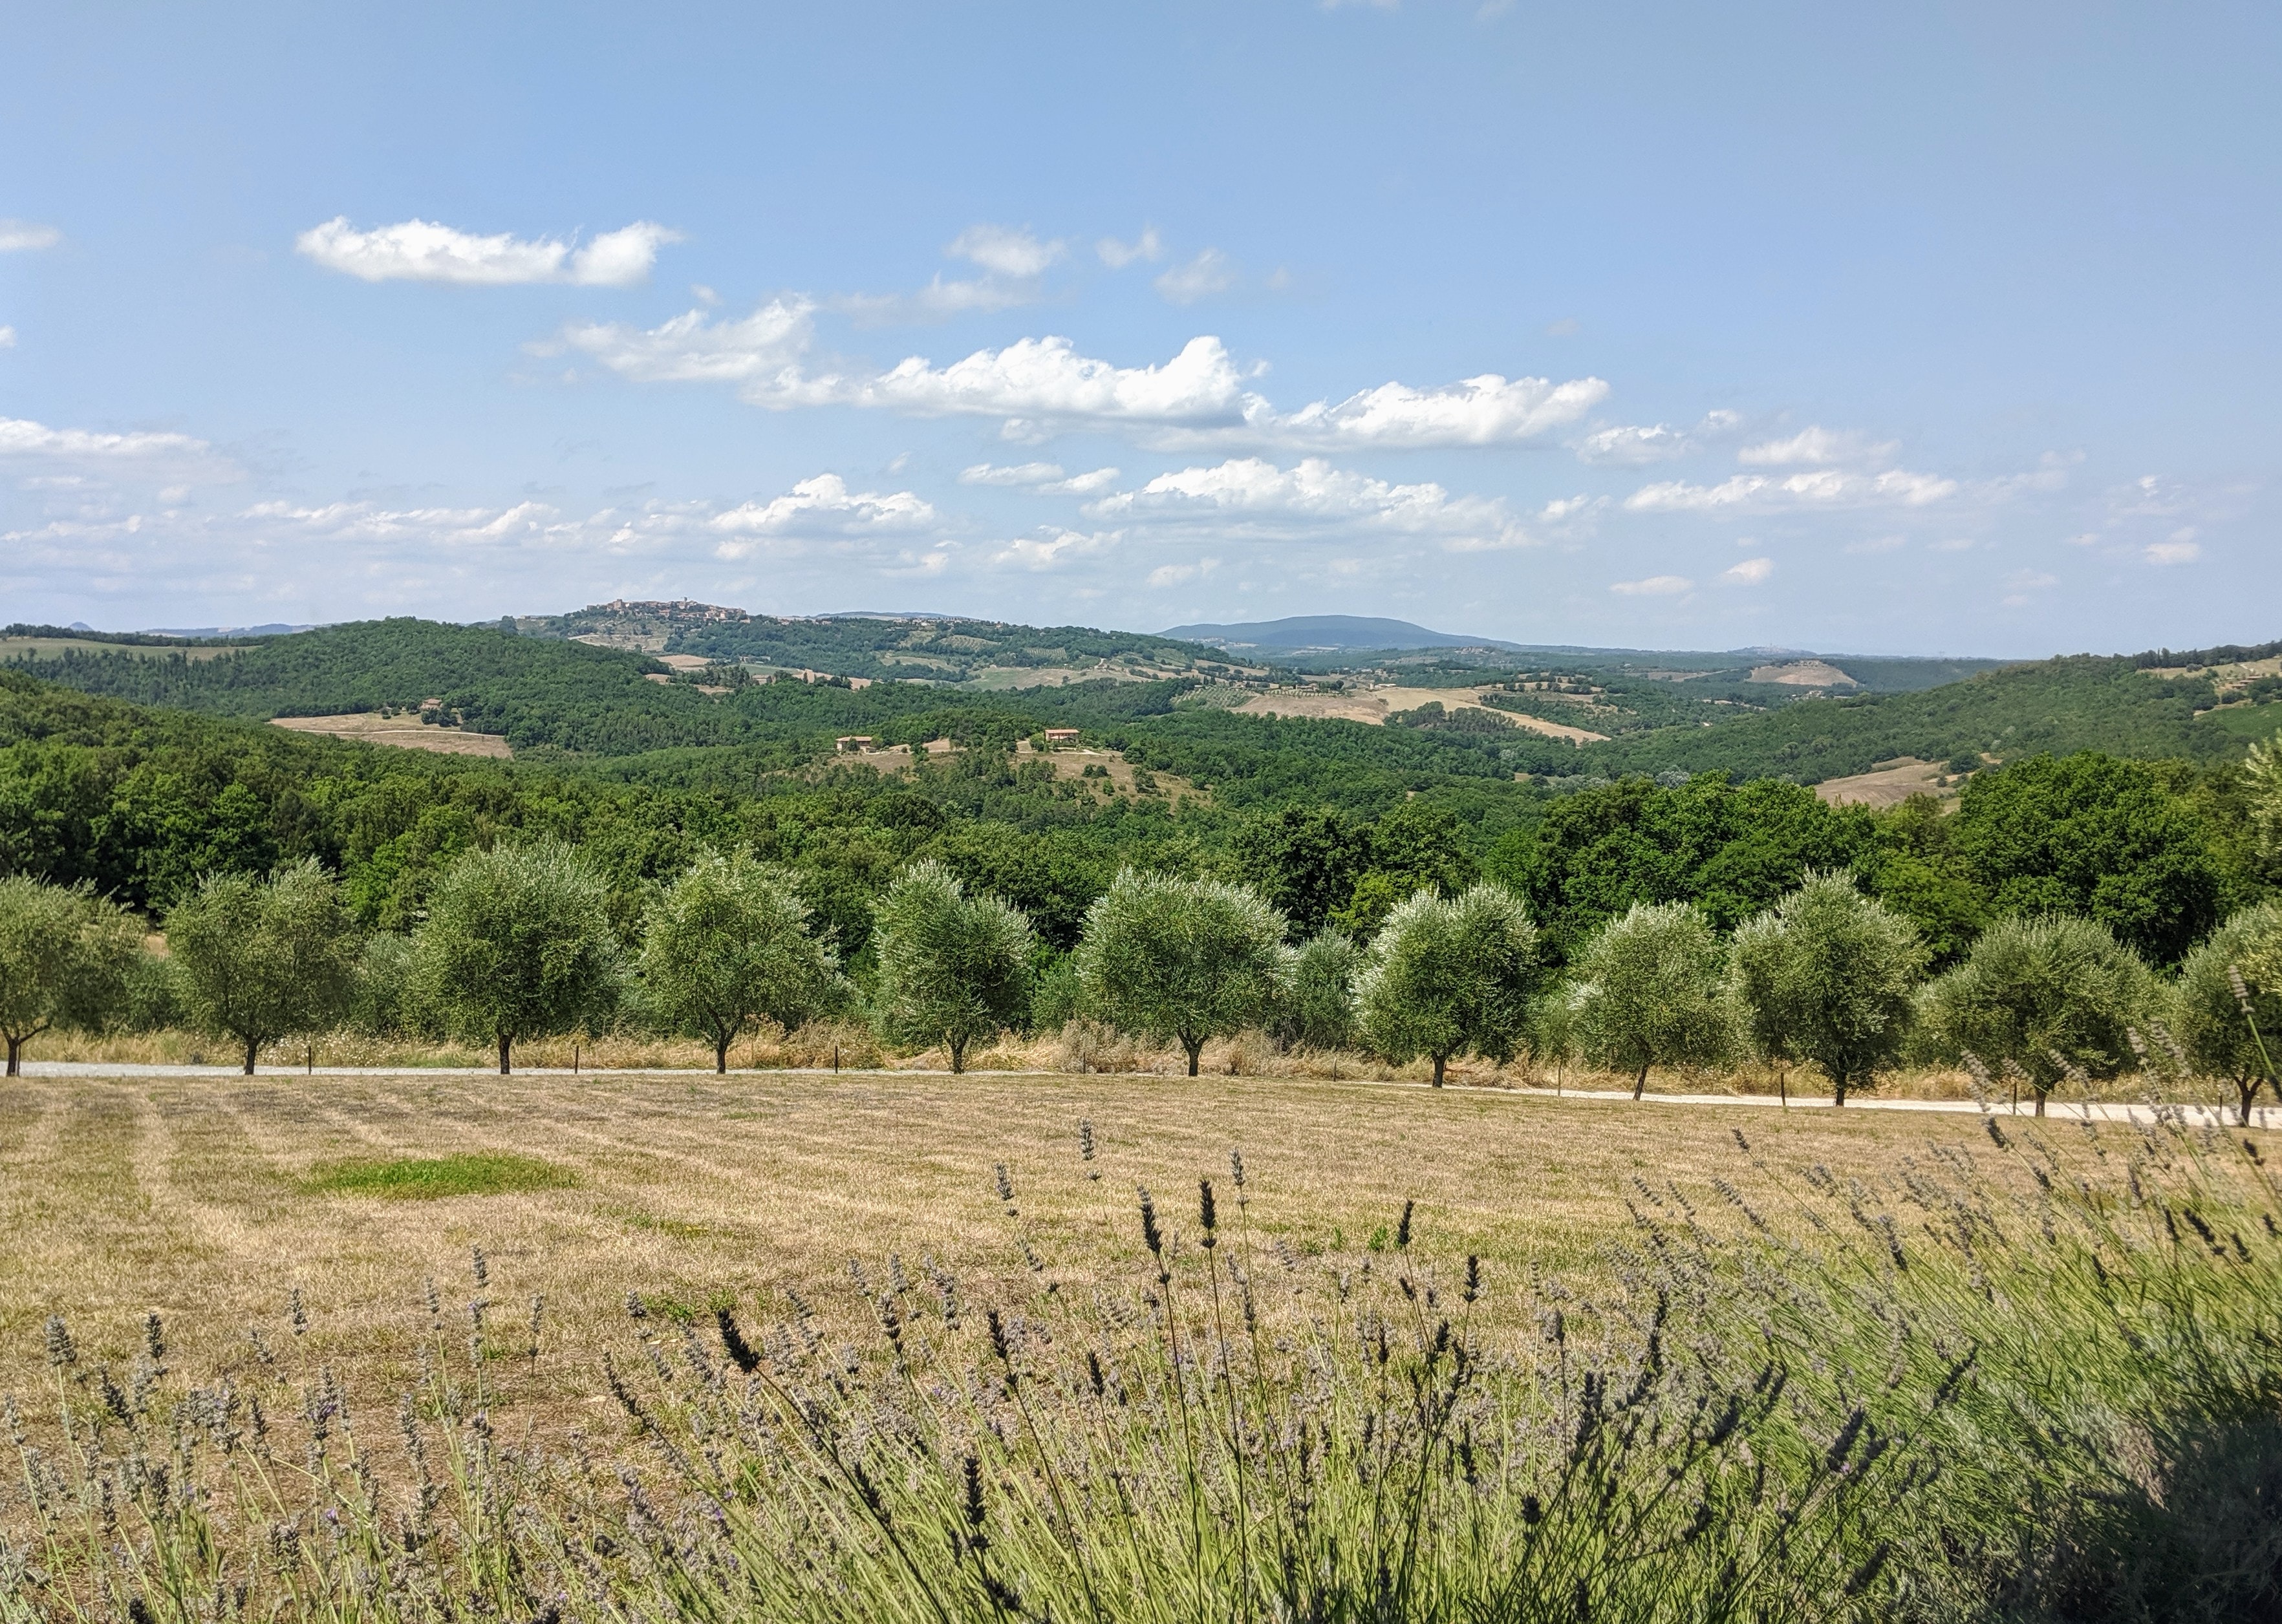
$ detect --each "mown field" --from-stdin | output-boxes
[0,1067,2094,1423]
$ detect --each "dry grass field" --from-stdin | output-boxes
[270,711,514,757]
[0,1065,2163,1442]
[1233,684,1608,742]
[1813,754,1954,806]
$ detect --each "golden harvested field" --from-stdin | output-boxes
[270,711,513,757]
[0,1067,2128,1435]
[1233,685,1608,742]
[1813,755,1952,807]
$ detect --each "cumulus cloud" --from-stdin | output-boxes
[960,462,1121,495]
[1156,248,1236,304]
[564,306,1606,450]
[1097,227,1163,268]
[242,498,563,547]
[1625,467,1957,513]
[1610,574,1692,597]
[0,220,61,253]
[1573,409,1741,466]
[707,475,937,557]
[1148,558,1218,588]
[0,326,14,349]
[1090,456,1548,551]
[948,225,1065,278]
[1267,372,1609,451]
[1722,556,1774,584]
[556,300,822,391]
[2146,536,2201,566]
[1737,426,1899,467]
[296,217,680,287]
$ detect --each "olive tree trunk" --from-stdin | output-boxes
[498,1032,512,1076]
[242,1037,259,1076]
[1632,1062,1649,1102]
[1182,1035,1203,1077]
[1432,1053,1448,1088]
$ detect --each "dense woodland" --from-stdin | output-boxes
[1,632,2271,987]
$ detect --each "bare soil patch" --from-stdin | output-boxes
[1814,756,1950,807]
[270,713,513,758]
[1747,659,1860,688]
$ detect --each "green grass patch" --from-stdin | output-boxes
[303,1153,576,1200]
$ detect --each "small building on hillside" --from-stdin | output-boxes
[835,736,875,753]
[1042,729,1081,747]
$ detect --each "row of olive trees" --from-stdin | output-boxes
[7,846,2278,1111]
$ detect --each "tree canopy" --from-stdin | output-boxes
[640,853,844,1072]
[1073,870,1287,1075]
[1567,901,1734,1098]
[1728,871,1927,1105]
[1915,913,2153,1114]
[1356,884,1540,1085]
[167,859,359,1073]
[0,876,140,1075]
[413,842,619,1074]
[870,860,1034,1073]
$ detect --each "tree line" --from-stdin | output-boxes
[8,828,2281,1123]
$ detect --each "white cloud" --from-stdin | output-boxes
[2003,570,2058,590]
[566,308,1606,450]
[0,220,61,253]
[1097,227,1163,268]
[0,416,215,460]
[1156,248,1236,304]
[947,225,1065,278]
[960,462,1121,495]
[296,217,680,287]
[1573,409,1741,465]
[707,475,936,557]
[1091,456,1538,550]
[2145,536,2201,566]
[1610,574,1692,597]
[1928,536,1981,552]
[1737,426,1899,467]
[1148,558,1218,588]
[1625,467,1957,513]
[1722,556,1774,584]
[860,334,1250,429]
[0,326,14,349]
[1273,373,1609,451]
[556,299,821,390]
[1846,535,1907,555]
[989,528,1117,571]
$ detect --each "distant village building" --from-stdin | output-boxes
[1042,729,1081,747]
[835,736,876,753]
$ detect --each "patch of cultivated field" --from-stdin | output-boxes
[0,637,249,662]
[1234,685,1608,742]
[0,1069,2089,1429]
[1813,755,1952,807]
[270,712,513,757]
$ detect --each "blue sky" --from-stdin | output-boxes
[2,2,2276,655]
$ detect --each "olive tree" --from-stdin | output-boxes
[641,853,844,1073]
[167,859,360,1074]
[0,876,142,1076]
[1728,871,1928,1106]
[871,861,1034,1074]
[2171,902,2282,1124]
[1568,901,1734,1100]
[1357,884,1540,1086]
[1273,930,1363,1052]
[1074,870,1287,1076]
[1915,912,2152,1116]
[414,843,618,1075]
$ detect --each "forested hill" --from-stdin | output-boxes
[1577,655,2277,782]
